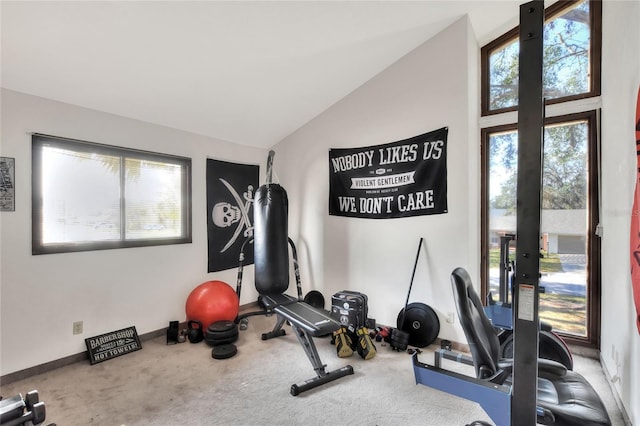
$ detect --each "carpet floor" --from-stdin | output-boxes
[0,314,627,425]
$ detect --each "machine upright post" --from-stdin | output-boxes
[512,1,544,425]
[499,234,515,304]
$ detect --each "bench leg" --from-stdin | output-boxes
[261,316,287,340]
[288,321,354,396]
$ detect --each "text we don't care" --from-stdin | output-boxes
[328,127,448,219]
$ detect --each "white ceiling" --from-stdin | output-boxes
[1,1,521,148]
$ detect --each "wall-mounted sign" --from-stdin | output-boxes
[0,157,15,212]
[206,158,259,272]
[85,326,141,365]
[329,127,448,219]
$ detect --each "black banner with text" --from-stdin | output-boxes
[329,127,448,219]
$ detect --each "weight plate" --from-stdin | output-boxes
[205,333,239,347]
[397,302,440,348]
[205,327,239,341]
[303,291,325,309]
[212,344,237,360]
[207,320,237,333]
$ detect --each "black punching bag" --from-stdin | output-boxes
[253,183,289,295]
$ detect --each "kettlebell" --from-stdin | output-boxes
[187,320,204,343]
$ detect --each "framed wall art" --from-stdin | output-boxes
[0,157,15,212]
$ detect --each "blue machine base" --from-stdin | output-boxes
[484,304,513,330]
[412,352,511,426]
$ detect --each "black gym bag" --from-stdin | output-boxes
[331,290,368,329]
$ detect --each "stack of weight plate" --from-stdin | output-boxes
[205,320,239,359]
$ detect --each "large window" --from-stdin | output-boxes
[481,0,601,115]
[32,134,192,254]
[482,112,599,339]
[480,0,601,347]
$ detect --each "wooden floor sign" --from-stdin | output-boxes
[630,86,640,335]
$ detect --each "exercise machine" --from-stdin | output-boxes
[412,268,610,425]
[413,2,610,425]
[486,234,573,370]
[235,151,353,396]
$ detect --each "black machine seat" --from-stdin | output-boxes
[450,267,610,426]
[537,373,611,426]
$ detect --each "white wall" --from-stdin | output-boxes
[273,16,479,345]
[599,1,640,423]
[2,2,639,421]
[274,3,640,421]
[0,89,266,375]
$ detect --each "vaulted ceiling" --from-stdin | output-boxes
[1,1,521,148]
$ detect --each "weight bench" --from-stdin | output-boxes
[239,151,353,396]
[259,292,354,396]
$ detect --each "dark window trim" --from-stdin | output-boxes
[32,133,192,255]
[480,110,600,347]
[481,0,602,116]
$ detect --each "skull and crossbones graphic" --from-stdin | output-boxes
[212,178,253,252]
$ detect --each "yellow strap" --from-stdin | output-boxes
[356,327,369,336]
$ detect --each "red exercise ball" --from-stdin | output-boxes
[185,280,239,329]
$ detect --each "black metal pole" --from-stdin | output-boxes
[400,237,424,328]
[499,234,515,304]
[512,1,544,425]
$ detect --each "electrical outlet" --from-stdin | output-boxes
[446,312,455,324]
[73,321,83,335]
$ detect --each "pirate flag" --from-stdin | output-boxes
[206,159,259,272]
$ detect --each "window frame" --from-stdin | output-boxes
[481,0,602,116]
[480,110,601,347]
[32,133,192,255]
